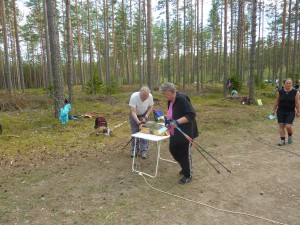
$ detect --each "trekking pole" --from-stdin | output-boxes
[122,137,133,150]
[169,120,231,173]
[192,143,220,174]
[188,139,231,173]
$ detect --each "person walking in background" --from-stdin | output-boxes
[129,86,154,159]
[160,82,198,184]
[272,78,300,146]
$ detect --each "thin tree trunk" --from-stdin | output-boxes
[286,0,292,79]
[166,0,171,81]
[103,0,110,93]
[0,0,13,93]
[196,0,200,92]
[66,0,74,103]
[292,0,299,81]
[236,0,244,81]
[130,0,134,83]
[183,0,186,89]
[137,0,142,86]
[95,1,103,83]
[43,0,53,93]
[87,0,94,95]
[176,0,180,83]
[112,1,118,85]
[146,0,153,89]
[13,0,25,92]
[249,0,257,101]
[223,0,228,97]
[279,0,286,84]
[75,0,84,90]
[122,0,130,84]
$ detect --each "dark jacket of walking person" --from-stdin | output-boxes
[129,86,154,159]
[272,78,300,146]
[160,82,198,184]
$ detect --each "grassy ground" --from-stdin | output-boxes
[2,83,299,225]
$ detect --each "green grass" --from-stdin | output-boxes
[0,84,277,159]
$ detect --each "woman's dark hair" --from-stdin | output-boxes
[64,98,69,104]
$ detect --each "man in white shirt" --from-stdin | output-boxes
[129,87,154,159]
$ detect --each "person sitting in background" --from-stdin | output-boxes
[272,78,300,146]
[59,98,72,125]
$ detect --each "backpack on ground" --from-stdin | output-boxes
[94,117,107,129]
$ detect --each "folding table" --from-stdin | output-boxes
[131,132,175,178]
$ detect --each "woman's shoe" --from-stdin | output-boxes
[288,139,293,144]
[277,141,285,146]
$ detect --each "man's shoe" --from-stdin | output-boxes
[277,141,285,146]
[288,139,293,144]
[178,176,192,184]
[141,153,148,159]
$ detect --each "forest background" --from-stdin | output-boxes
[0,0,299,117]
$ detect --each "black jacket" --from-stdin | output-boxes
[167,92,199,144]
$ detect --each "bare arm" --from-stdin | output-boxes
[295,93,300,117]
[131,107,141,125]
[272,92,279,115]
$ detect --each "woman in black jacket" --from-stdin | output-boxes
[160,82,198,184]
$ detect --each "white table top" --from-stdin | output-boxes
[131,132,170,141]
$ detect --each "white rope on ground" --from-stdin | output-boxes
[138,173,290,225]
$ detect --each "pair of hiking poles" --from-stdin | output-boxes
[169,121,231,174]
[123,120,231,174]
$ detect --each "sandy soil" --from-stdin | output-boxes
[1,118,300,225]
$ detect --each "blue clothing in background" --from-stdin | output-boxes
[59,103,72,125]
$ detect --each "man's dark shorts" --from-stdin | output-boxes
[277,111,295,125]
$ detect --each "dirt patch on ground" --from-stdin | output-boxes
[1,115,300,225]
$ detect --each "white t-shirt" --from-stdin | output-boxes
[129,92,154,115]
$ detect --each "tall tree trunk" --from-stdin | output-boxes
[130,0,135,83]
[75,0,84,90]
[223,0,228,97]
[146,0,153,89]
[236,0,244,81]
[279,0,286,84]
[87,0,94,95]
[273,2,278,83]
[196,0,200,92]
[183,0,186,89]
[122,0,130,84]
[13,0,25,93]
[249,0,257,101]
[176,0,180,83]
[43,0,53,93]
[166,0,171,82]
[0,0,13,93]
[292,0,299,81]
[112,1,118,85]
[95,1,103,84]
[137,0,142,86]
[65,0,74,103]
[103,0,110,93]
[200,0,204,89]
[286,0,292,79]
[46,0,65,118]
[230,0,234,75]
